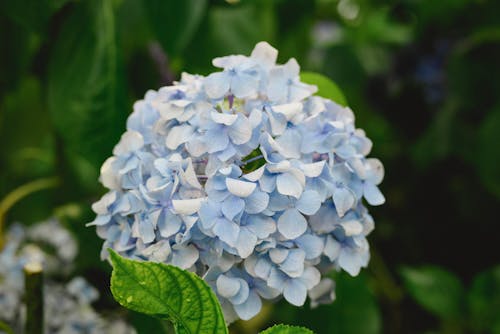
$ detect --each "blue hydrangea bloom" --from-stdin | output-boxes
[89,42,385,322]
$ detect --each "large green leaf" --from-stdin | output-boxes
[260,324,314,334]
[468,265,500,333]
[143,0,207,56]
[477,107,500,199]
[183,2,276,74]
[48,0,126,183]
[109,250,228,334]
[300,72,347,106]
[401,266,465,319]
[0,0,71,31]
[327,272,381,334]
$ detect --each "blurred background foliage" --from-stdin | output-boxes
[1,0,499,333]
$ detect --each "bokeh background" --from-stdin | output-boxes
[1,0,500,333]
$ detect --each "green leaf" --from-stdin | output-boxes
[260,324,315,334]
[327,272,381,334]
[468,265,500,333]
[108,249,228,334]
[477,107,500,199]
[183,2,276,74]
[48,0,126,182]
[401,266,465,319]
[300,72,347,106]
[0,0,72,31]
[143,0,207,56]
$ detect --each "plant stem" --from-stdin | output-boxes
[0,321,14,334]
[24,261,44,334]
[242,154,264,165]
[0,177,59,250]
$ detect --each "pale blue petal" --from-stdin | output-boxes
[299,266,321,289]
[213,219,240,247]
[267,267,286,290]
[246,215,276,239]
[157,210,182,238]
[228,115,252,145]
[205,129,229,153]
[234,291,262,320]
[138,219,155,244]
[283,279,307,306]
[198,201,221,230]
[363,182,385,206]
[254,257,272,280]
[296,190,322,215]
[229,279,250,305]
[277,208,307,240]
[222,196,245,220]
[324,235,341,261]
[244,190,269,214]
[338,248,364,276]
[216,275,240,298]
[276,172,303,198]
[231,72,258,98]
[279,249,305,278]
[165,124,193,150]
[296,234,324,260]
[171,244,199,269]
[332,187,356,217]
[259,172,277,193]
[235,228,258,258]
[204,72,230,99]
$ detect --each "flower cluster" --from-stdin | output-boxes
[89,42,385,322]
[0,221,135,334]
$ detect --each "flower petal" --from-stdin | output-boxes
[213,218,240,247]
[165,124,193,150]
[296,190,322,215]
[204,72,230,99]
[277,208,307,240]
[276,172,303,198]
[216,275,240,298]
[172,197,205,215]
[234,291,262,321]
[226,178,256,198]
[283,279,307,306]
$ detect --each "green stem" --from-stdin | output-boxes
[24,261,44,334]
[369,247,403,303]
[0,177,59,250]
[0,321,14,334]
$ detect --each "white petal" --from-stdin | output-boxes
[216,275,240,298]
[211,110,238,125]
[251,41,278,67]
[172,198,205,215]
[243,166,265,182]
[301,161,326,177]
[225,178,256,198]
[165,124,193,150]
[276,173,303,199]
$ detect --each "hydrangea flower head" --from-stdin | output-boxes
[89,42,385,322]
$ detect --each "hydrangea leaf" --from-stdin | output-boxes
[477,107,500,199]
[0,0,71,32]
[300,72,347,106]
[48,0,126,185]
[143,0,207,56]
[260,324,315,334]
[108,250,228,334]
[468,265,500,332]
[401,266,465,319]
